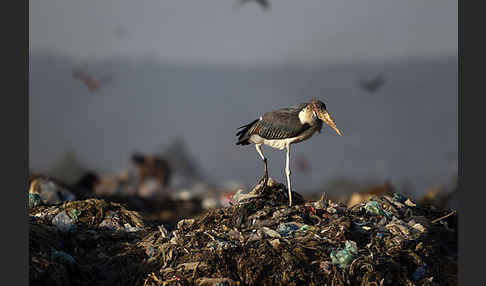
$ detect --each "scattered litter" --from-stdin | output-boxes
[99,213,123,231]
[408,216,429,233]
[52,211,76,233]
[431,210,457,224]
[330,240,358,268]
[404,198,417,207]
[261,226,281,238]
[29,193,42,209]
[392,192,407,203]
[177,218,195,231]
[124,223,140,232]
[29,178,457,286]
[30,176,76,205]
[145,245,157,258]
[68,208,81,221]
[277,222,300,237]
[364,200,392,217]
[196,277,239,286]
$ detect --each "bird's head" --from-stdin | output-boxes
[309,99,342,136]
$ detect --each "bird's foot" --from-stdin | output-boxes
[258,174,269,191]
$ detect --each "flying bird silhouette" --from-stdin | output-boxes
[359,74,385,93]
[238,0,270,10]
[72,70,112,93]
[131,152,172,188]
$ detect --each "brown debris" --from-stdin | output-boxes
[29,178,457,286]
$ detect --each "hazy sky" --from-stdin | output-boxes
[30,0,457,65]
[29,1,458,194]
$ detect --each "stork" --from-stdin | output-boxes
[236,99,342,206]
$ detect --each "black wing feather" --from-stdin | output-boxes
[257,104,308,139]
[236,103,308,145]
[236,119,259,145]
[258,117,309,139]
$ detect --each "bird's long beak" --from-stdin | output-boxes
[317,110,342,136]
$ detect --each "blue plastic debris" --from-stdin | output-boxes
[392,193,407,203]
[277,222,300,237]
[364,201,392,218]
[330,240,358,268]
[29,193,42,209]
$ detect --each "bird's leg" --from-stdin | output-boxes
[285,144,292,206]
[255,144,268,188]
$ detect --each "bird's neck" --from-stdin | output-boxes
[298,106,318,125]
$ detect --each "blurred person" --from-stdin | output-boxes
[73,171,101,199]
[131,152,172,193]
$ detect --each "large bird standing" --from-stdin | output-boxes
[236,99,342,206]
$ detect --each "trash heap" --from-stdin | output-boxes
[29,199,151,286]
[137,178,457,286]
[29,172,204,228]
[29,178,457,286]
[93,193,203,228]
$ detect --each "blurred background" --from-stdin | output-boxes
[29,0,457,213]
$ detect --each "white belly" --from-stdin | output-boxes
[249,127,319,150]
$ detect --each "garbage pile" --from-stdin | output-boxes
[137,178,457,285]
[29,198,151,286]
[29,178,457,286]
[95,193,203,228]
[30,163,204,228]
